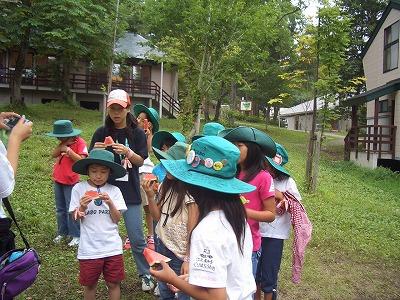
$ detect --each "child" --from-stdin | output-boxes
[89,89,155,292]
[69,149,127,300]
[257,143,311,300]
[133,104,160,250]
[143,141,197,300]
[150,136,256,299]
[46,119,88,247]
[191,122,225,142]
[219,126,277,277]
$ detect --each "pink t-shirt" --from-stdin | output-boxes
[239,170,275,251]
[53,137,88,185]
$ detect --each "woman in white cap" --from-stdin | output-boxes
[89,89,156,292]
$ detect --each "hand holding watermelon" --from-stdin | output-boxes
[104,136,115,146]
[143,247,171,269]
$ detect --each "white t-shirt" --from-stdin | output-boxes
[260,177,301,240]
[139,157,154,174]
[0,140,15,218]
[69,181,127,259]
[189,210,256,300]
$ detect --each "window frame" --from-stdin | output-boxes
[383,20,399,73]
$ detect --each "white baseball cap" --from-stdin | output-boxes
[107,89,131,108]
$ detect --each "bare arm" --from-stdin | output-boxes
[101,192,121,224]
[181,202,199,274]
[246,196,275,222]
[7,116,32,174]
[112,143,144,167]
[142,180,161,221]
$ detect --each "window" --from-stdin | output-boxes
[379,100,389,113]
[384,21,399,72]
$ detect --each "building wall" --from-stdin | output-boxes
[285,114,312,131]
[350,151,393,169]
[151,65,178,100]
[394,90,400,159]
[363,9,400,122]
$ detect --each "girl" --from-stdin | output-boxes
[143,141,197,300]
[46,119,88,247]
[257,143,309,300]
[133,104,160,251]
[89,89,155,292]
[150,136,256,300]
[219,126,276,277]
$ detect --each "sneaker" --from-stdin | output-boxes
[153,284,160,296]
[53,235,63,244]
[123,238,131,250]
[146,235,155,250]
[68,237,80,247]
[141,275,155,292]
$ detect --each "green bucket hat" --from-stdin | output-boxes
[133,104,160,133]
[218,126,277,158]
[152,131,186,150]
[161,136,255,194]
[72,149,126,179]
[265,143,290,177]
[153,142,189,161]
[192,122,225,142]
[46,120,82,138]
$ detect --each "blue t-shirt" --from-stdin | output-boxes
[90,126,148,205]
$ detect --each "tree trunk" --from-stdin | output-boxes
[265,105,271,129]
[231,82,237,110]
[203,97,210,122]
[10,38,30,107]
[273,106,279,121]
[61,61,72,103]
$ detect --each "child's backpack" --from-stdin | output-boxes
[0,198,40,300]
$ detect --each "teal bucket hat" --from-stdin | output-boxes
[72,149,126,179]
[192,122,225,142]
[265,143,290,177]
[160,136,255,194]
[152,131,186,150]
[153,142,189,161]
[218,126,277,158]
[133,104,160,133]
[46,120,82,138]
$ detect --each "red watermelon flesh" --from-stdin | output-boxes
[143,247,171,267]
[84,190,100,200]
[104,136,115,145]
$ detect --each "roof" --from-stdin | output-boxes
[115,33,164,60]
[361,0,400,58]
[279,99,336,117]
[343,78,400,106]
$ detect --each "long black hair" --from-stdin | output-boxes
[159,176,190,218]
[185,183,247,254]
[105,111,138,145]
[237,141,265,182]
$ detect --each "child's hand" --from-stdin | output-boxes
[79,195,92,211]
[112,143,129,156]
[60,145,69,153]
[93,142,106,149]
[180,261,189,275]
[149,261,177,283]
[141,179,156,197]
[99,192,112,206]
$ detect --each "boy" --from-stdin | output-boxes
[69,149,127,300]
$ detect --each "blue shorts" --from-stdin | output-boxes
[256,237,284,293]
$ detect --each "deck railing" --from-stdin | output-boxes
[344,125,397,160]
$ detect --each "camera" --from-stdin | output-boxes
[3,116,30,131]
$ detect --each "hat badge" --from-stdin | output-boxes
[273,154,283,165]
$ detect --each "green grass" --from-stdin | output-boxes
[2,103,400,299]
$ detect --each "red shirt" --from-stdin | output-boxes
[53,137,88,185]
[239,170,275,251]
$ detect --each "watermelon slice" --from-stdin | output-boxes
[143,119,149,131]
[104,136,115,146]
[143,247,171,268]
[84,190,100,200]
[143,173,157,182]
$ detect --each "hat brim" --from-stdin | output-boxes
[46,129,82,138]
[152,131,177,150]
[107,99,129,108]
[152,147,174,161]
[161,159,255,194]
[191,134,203,142]
[266,157,290,177]
[133,104,159,133]
[219,127,276,158]
[72,158,126,179]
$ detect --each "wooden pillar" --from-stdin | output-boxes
[374,98,379,150]
[351,105,358,128]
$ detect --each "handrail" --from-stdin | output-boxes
[344,125,396,160]
[0,67,180,116]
